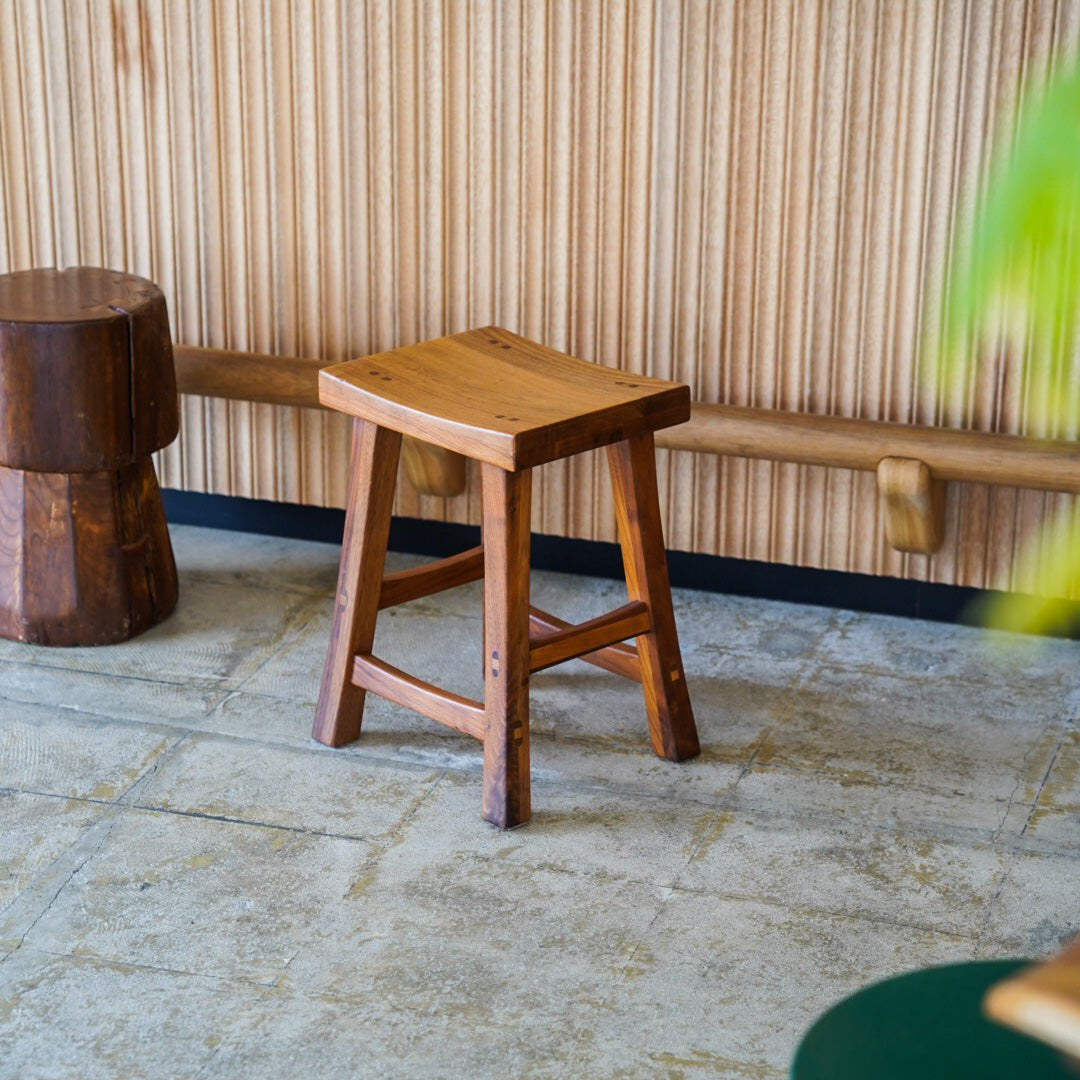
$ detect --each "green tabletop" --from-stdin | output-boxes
[792,960,1078,1080]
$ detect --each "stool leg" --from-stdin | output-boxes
[480,463,532,829]
[607,433,700,761]
[313,419,401,747]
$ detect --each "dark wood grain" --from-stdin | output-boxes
[0,459,177,645]
[0,267,179,645]
[0,267,177,472]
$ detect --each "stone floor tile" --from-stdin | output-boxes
[754,665,1065,802]
[23,808,379,984]
[197,981,604,1080]
[0,793,110,944]
[376,768,718,887]
[816,609,1080,692]
[226,606,330,705]
[671,589,844,661]
[203,690,742,810]
[1032,727,1080,814]
[0,949,271,1080]
[344,700,741,807]
[170,523,342,596]
[675,808,1007,936]
[0,703,178,801]
[684,644,817,695]
[732,763,1013,839]
[0,660,228,727]
[2,522,1078,1077]
[586,890,978,1079]
[190,685,449,748]
[207,682,746,811]
[996,799,1036,842]
[978,849,1080,958]
[524,729,745,806]
[1007,803,1080,853]
[530,659,782,755]
[169,524,446,608]
[135,731,444,841]
[0,577,318,689]
[281,829,673,1009]
[237,602,485,705]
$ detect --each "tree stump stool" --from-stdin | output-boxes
[0,267,180,645]
[314,326,700,828]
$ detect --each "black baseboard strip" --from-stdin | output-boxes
[160,489,1080,637]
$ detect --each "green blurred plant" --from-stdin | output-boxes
[941,58,1080,634]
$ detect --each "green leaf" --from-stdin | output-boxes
[935,59,1080,632]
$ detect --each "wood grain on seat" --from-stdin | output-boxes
[318,325,691,470]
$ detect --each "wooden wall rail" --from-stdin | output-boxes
[651,405,1080,495]
[173,344,1080,555]
[174,345,467,498]
[173,345,324,410]
[653,405,1079,555]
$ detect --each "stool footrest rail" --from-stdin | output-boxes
[528,602,650,676]
[378,546,485,609]
[350,654,485,740]
[528,607,643,682]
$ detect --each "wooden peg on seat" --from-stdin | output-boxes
[876,456,947,554]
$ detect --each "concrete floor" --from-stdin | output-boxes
[1,523,1078,1079]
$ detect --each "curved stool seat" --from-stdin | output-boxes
[314,326,700,828]
[318,327,691,470]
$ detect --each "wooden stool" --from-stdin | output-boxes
[0,267,179,645]
[314,326,699,828]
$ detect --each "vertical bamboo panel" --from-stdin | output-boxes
[1,0,1078,596]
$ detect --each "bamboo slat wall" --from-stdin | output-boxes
[1,0,1079,595]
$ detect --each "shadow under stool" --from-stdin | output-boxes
[313,326,700,828]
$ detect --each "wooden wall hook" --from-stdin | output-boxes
[876,456,947,554]
[401,435,468,498]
